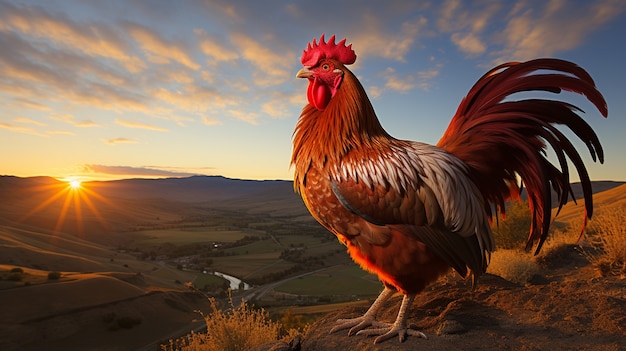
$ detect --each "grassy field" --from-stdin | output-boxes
[193,272,229,290]
[211,252,289,278]
[274,264,382,296]
[223,237,282,255]
[127,227,253,244]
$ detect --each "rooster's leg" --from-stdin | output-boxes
[330,286,394,336]
[357,293,426,343]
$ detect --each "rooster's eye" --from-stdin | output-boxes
[321,63,330,71]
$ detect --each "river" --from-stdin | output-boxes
[211,271,251,290]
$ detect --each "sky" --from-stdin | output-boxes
[1,0,625,183]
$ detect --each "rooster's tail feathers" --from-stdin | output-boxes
[437,58,607,254]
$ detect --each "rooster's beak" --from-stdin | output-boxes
[296,67,313,79]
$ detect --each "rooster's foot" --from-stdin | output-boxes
[357,322,426,343]
[358,293,425,343]
[330,316,379,335]
[329,287,395,336]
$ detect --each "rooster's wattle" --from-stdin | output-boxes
[291,34,607,343]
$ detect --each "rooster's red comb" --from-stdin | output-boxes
[301,34,356,66]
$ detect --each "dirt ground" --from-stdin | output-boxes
[258,245,626,351]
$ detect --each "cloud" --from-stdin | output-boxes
[195,29,239,62]
[375,64,442,95]
[437,0,500,57]
[383,68,415,92]
[14,117,46,126]
[230,32,295,86]
[126,23,200,70]
[103,137,138,145]
[261,91,305,118]
[201,116,221,126]
[52,114,100,128]
[46,130,75,136]
[115,119,168,132]
[201,0,242,21]
[9,98,51,111]
[492,0,626,62]
[434,0,626,62]
[0,29,150,114]
[170,115,195,127]
[228,110,261,125]
[0,2,145,73]
[150,84,238,115]
[82,164,206,177]
[0,122,45,136]
[451,32,486,55]
[349,14,428,62]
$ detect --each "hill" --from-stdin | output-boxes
[1,175,625,350]
[0,222,214,351]
[0,175,322,351]
[553,183,626,226]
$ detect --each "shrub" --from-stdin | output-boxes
[10,267,24,273]
[487,249,540,284]
[584,207,626,276]
[538,227,577,251]
[162,294,290,351]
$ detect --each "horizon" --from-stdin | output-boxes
[1,1,626,182]
[2,173,625,186]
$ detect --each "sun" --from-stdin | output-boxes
[19,176,117,237]
[69,179,82,189]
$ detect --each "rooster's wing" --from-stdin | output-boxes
[326,141,493,277]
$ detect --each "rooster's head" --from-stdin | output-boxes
[297,34,356,111]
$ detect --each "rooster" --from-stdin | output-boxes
[291,34,607,343]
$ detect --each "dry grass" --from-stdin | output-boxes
[487,249,540,284]
[162,294,297,351]
[584,207,626,277]
[487,204,626,283]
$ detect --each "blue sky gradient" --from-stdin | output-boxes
[1,0,625,182]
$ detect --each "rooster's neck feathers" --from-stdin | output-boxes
[292,67,391,184]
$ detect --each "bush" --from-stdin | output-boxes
[487,249,540,284]
[162,294,295,351]
[584,207,626,276]
[10,267,24,273]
